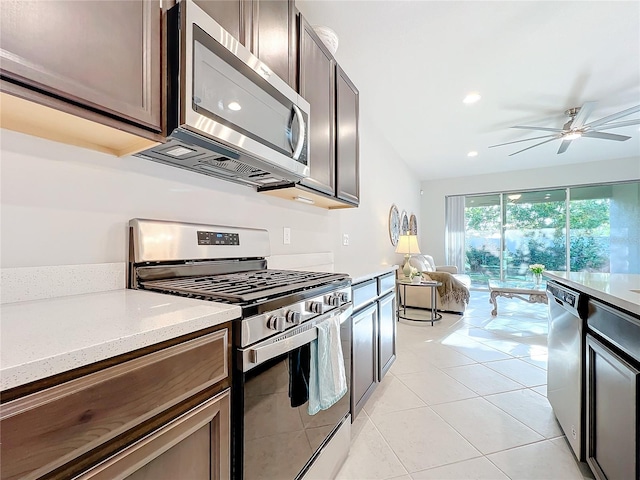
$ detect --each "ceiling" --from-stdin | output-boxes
[296,1,640,180]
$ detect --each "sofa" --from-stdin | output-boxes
[398,255,471,314]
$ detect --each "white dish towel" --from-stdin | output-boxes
[308,314,347,415]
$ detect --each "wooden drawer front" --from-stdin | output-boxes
[352,279,377,311]
[76,389,231,480]
[377,273,396,296]
[0,329,228,480]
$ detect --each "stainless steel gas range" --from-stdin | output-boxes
[128,219,352,479]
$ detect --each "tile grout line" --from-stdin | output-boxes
[344,293,587,479]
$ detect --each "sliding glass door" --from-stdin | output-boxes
[465,194,501,286]
[460,181,639,288]
[504,189,566,282]
[569,185,611,272]
[570,182,640,273]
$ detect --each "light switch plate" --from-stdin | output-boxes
[283,227,291,245]
[342,234,349,246]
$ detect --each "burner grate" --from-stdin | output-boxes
[140,269,346,303]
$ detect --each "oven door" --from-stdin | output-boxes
[235,305,352,480]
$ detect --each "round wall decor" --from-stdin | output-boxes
[409,214,418,235]
[401,210,409,236]
[389,204,400,246]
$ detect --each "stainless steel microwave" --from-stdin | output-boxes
[136,0,310,187]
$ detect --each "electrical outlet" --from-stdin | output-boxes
[283,227,291,245]
[342,234,349,246]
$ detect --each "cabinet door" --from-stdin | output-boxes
[298,15,335,196]
[250,0,296,89]
[193,0,247,46]
[77,389,231,480]
[586,335,638,480]
[335,65,360,205]
[0,0,161,131]
[351,303,378,420]
[378,293,397,381]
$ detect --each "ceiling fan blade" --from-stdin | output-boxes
[557,139,572,154]
[582,131,631,141]
[489,134,557,148]
[585,104,640,129]
[509,138,558,156]
[571,101,597,129]
[590,119,640,131]
[511,125,564,133]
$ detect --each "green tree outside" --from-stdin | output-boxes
[465,198,610,284]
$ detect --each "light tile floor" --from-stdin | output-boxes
[336,291,594,480]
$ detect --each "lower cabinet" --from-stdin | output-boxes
[351,302,378,419]
[586,334,638,480]
[0,325,231,480]
[378,292,397,380]
[351,272,397,419]
[77,389,230,480]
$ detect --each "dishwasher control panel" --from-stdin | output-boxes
[547,282,579,309]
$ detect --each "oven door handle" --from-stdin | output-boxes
[241,304,352,372]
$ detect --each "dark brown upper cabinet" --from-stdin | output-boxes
[336,65,360,206]
[193,0,248,47]
[298,15,336,197]
[0,0,161,132]
[259,13,359,209]
[194,0,296,89]
[250,0,297,90]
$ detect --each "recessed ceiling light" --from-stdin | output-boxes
[463,92,481,104]
[228,101,242,111]
[467,151,478,157]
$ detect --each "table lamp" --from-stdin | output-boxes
[395,234,421,277]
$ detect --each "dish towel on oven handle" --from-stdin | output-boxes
[308,314,347,415]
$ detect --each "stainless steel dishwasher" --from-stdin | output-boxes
[546,281,587,461]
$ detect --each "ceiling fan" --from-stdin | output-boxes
[490,101,640,156]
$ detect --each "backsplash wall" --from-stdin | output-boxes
[0,108,420,273]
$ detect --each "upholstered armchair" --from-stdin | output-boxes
[397,255,471,314]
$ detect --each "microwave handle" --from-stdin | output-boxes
[291,104,306,160]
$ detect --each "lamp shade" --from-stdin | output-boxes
[395,235,421,255]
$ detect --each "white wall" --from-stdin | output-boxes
[0,111,420,273]
[420,157,640,264]
[329,111,421,273]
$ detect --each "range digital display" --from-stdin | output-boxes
[197,231,240,246]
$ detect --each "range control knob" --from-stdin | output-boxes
[266,315,286,332]
[285,311,302,325]
[338,292,349,303]
[325,294,340,307]
[306,301,324,314]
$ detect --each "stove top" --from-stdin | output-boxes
[128,219,353,347]
[140,269,349,304]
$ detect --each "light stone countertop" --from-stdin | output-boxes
[544,271,640,316]
[347,265,398,285]
[1,289,241,391]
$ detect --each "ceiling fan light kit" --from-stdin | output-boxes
[490,102,640,155]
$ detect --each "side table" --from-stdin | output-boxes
[396,279,443,326]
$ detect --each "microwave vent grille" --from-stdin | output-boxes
[203,157,262,175]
